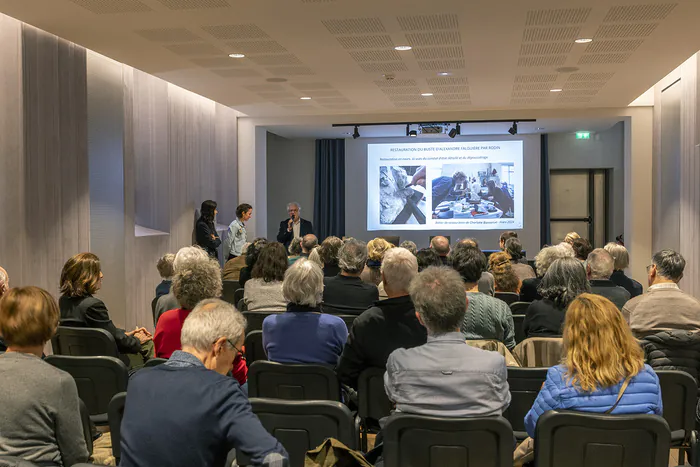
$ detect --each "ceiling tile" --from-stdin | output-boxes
[512,82,554,91]
[202,24,269,40]
[406,31,461,46]
[266,66,315,76]
[413,46,464,60]
[380,87,422,95]
[210,68,261,78]
[314,97,352,104]
[394,101,429,108]
[374,79,418,87]
[243,84,286,92]
[135,28,200,42]
[359,62,409,72]
[520,42,573,55]
[247,54,303,65]
[164,42,224,56]
[417,59,466,71]
[257,91,296,99]
[595,23,658,38]
[289,82,335,90]
[426,76,469,86]
[349,49,403,62]
[322,18,385,35]
[603,4,677,22]
[336,35,394,49]
[226,41,287,54]
[152,0,230,9]
[397,14,459,31]
[68,0,152,13]
[525,8,591,26]
[568,72,615,81]
[578,53,632,65]
[523,26,581,42]
[517,55,567,67]
[514,74,557,83]
[191,57,243,67]
[585,39,644,53]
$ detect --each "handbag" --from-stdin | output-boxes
[305,438,373,467]
[513,375,632,467]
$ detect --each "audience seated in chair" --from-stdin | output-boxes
[414,248,442,272]
[154,246,210,324]
[452,246,515,349]
[452,238,495,295]
[623,249,700,338]
[489,251,522,304]
[398,240,417,256]
[239,238,268,288]
[243,242,288,312]
[120,302,288,467]
[524,293,662,438]
[604,242,643,298]
[323,239,378,314]
[59,253,153,369]
[520,244,574,303]
[361,238,394,286]
[300,234,318,258]
[155,253,175,301]
[586,248,630,310]
[504,238,536,281]
[319,236,343,277]
[263,259,348,366]
[523,257,589,338]
[572,237,593,262]
[385,266,510,417]
[430,235,451,266]
[286,237,302,266]
[0,286,90,466]
[222,242,249,282]
[500,231,527,264]
[336,248,427,389]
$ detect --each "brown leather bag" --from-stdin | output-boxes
[305,438,373,467]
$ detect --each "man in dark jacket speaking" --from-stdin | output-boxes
[277,202,313,251]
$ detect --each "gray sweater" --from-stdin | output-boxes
[461,292,516,350]
[244,279,287,312]
[0,352,89,466]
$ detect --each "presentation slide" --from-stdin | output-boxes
[367,141,523,231]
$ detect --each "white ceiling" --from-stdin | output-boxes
[1,0,698,117]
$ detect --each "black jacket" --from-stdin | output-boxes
[640,330,700,381]
[276,218,313,250]
[589,279,631,310]
[335,295,427,389]
[323,263,341,278]
[520,277,542,302]
[523,298,566,338]
[610,270,644,298]
[195,217,221,259]
[59,295,141,355]
[322,274,379,315]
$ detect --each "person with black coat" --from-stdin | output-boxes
[586,248,630,310]
[604,242,644,298]
[276,202,313,251]
[520,244,575,302]
[195,200,221,259]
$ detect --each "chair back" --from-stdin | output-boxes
[248,361,340,401]
[221,280,240,304]
[240,398,357,467]
[503,367,548,439]
[465,340,520,367]
[321,303,368,316]
[509,301,530,314]
[534,410,671,467]
[242,311,282,333]
[52,326,118,358]
[335,314,358,330]
[512,337,563,367]
[108,392,126,462]
[655,370,696,440]
[495,292,519,305]
[45,355,128,424]
[244,330,266,366]
[233,288,245,306]
[358,367,392,422]
[383,414,514,467]
[144,358,168,368]
[512,314,526,345]
[151,296,159,326]
[237,298,248,311]
[78,399,93,455]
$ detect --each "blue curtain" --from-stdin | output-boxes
[314,139,345,240]
[540,134,551,247]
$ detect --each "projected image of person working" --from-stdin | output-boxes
[378,166,427,225]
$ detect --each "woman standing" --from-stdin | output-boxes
[224,203,253,261]
[195,200,221,259]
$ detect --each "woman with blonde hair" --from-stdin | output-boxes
[524,293,662,437]
[361,238,394,286]
[488,251,521,295]
[564,231,580,245]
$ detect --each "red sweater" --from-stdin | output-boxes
[154,308,248,385]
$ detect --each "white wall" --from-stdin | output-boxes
[266,133,316,240]
[548,122,625,242]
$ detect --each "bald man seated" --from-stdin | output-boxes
[430,236,450,266]
[301,234,318,257]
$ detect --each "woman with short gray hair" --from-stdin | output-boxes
[263,259,348,365]
[520,244,576,302]
[604,242,643,297]
[523,257,590,338]
[120,299,289,467]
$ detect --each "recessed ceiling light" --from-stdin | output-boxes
[300,96,312,100]
[394,45,412,51]
[228,53,245,58]
[575,38,593,44]
[550,88,563,92]
[421,93,433,97]
[438,72,451,76]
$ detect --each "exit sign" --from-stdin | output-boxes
[576,132,591,139]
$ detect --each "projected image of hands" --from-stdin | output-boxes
[379,165,427,225]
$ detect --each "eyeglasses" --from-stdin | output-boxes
[226,339,243,356]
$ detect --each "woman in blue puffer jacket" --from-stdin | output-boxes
[524,293,663,437]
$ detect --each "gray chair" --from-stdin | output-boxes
[51,326,118,358]
[248,361,341,401]
[512,314,526,345]
[109,392,126,463]
[78,399,94,455]
[357,367,392,450]
[233,288,245,307]
[503,367,548,440]
[509,301,530,315]
[244,330,266,367]
[237,298,248,311]
[221,280,240,304]
[242,311,282,333]
[656,370,700,465]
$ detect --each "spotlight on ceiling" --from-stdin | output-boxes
[409,130,418,137]
[448,123,461,139]
[508,122,518,136]
[353,126,360,139]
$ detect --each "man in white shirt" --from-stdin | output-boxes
[276,202,314,251]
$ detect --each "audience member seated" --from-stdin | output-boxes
[604,242,644,298]
[384,267,510,417]
[499,231,526,264]
[0,266,9,351]
[564,231,580,245]
[308,247,324,269]
[287,237,303,266]
[586,248,630,310]
[398,240,417,256]
[319,236,343,277]
[572,237,593,261]
[520,244,574,302]
[623,249,700,337]
[524,294,662,438]
[300,234,318,258]
[489,251,522,298]
[323,239,379,314]
[504,238,535,281]
[415,248,443,272]
[452,239,495,295]
[523,257,590,338]
[222,242,249,281]
[239,238,268,288]
[59,252,153,368]
[430,235,451,265]
[336,248,426,389]
[1,287,90,466]
[244,242,288,312]
[121,303,288,467]
[361,238,394,286]
[155,253,175,300]
[452,246,515,349]
[154,254,222,359]
[263,259,348,365]
[154,246,210,324]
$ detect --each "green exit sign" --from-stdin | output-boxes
[576,132,591,139]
